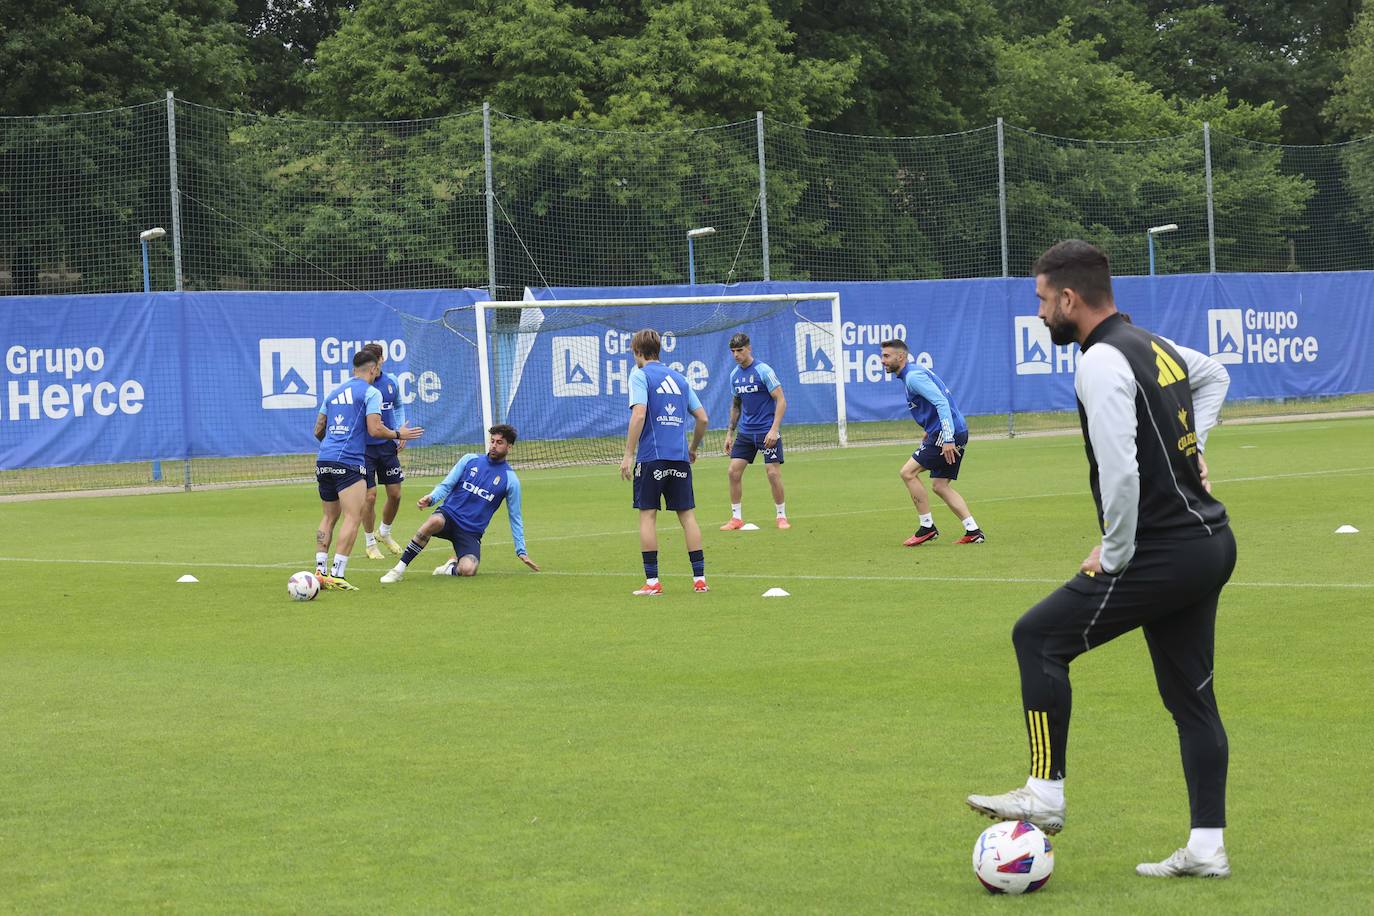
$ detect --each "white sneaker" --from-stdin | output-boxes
[379,568,405,584]
[1136,847,1230,878]
[433,558,457,576]
[966,787,1065,835]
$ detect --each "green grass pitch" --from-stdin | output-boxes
[2,417,1372,912]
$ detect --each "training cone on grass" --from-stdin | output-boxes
[739,523,761,531]
[176,574,199,583]
[1335,524,1359,534]
[762,587,790,598]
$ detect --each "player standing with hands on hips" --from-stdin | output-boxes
[620,329,710,596]
[966,239,1236,879]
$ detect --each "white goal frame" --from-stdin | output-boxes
[473,292,848,447]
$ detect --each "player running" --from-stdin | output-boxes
[313,349,424,590]
[379,424,539,583]
[880,339,985,546]
[619,329,709,595]
[720,332,790,530]
[358,342,409,560]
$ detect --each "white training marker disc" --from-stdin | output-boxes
[1335,525,1360,534]
[739,523,761,531]
[762,587,790,598]
[176,574,199,583]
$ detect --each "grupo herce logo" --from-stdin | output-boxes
[794,322,835,384]
[1206,309,1244,365]
[259,338,317,409]
[551,336,599,396]
[1013,317,1053,376]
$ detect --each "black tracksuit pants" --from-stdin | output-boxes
[1013,527,1237,827]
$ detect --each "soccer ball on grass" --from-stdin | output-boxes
[972,820,1053,894]
[287,571,320,601]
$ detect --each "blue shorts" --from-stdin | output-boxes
[912,430,970,480]
[365,442,405,489]
[633,460,695,511]
[729,432,784,464]
[316,461,366,501]
[434,511,482,561]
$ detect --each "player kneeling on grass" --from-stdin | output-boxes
[619,329,710,595]
[721,332,790,531]
[380,425,539,583]
[314,350,425,590]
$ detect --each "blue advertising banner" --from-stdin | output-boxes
[2,274,1369,471]
[1,288,486,471]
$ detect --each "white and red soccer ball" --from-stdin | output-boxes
[972,820,1054,894]
[287,571,320,601]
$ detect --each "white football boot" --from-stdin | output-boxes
[965,786,1065,835]
[1136,847,1230,878]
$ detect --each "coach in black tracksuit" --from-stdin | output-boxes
[967,240,1238,878]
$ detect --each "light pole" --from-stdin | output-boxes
[140,227,167,292]
[1147,223,1178,276]
[686,226,716,285]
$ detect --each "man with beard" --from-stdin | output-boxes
[966,239,1236,879]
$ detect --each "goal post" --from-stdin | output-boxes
[451,291,847,467]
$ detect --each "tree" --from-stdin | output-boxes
[236,0,357,114]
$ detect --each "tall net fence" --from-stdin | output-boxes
[4,98,1373,494]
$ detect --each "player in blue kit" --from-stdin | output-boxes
[879,338,986,546]
[720,332,790,530]
[358,342,410,560]
[379,424,539,583]
[313,349,425,590]
[619,328,710,595]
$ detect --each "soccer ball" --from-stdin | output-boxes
[972,820,1054,895]
[287,571,320,601]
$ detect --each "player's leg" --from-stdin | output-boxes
[634,509,663,595]
[722,436,757,530]
[929,432,982,542]
[380,512,447,583]
[317,478,367,588]
[315,499,340,574]
[899,457,939,545]
[670,463,707,592]
[379,482,404,553]
[361,478,384,559]
[1136,529,1236,878]
[764,441,787,528]
[722,457,748,529]
[968,544,1203,834]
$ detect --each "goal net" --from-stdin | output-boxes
[398,292,848,468]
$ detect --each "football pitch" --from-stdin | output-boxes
[3,416,1371,912]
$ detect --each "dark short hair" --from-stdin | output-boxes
[880,338,908,352]
[361,342,385,360]
[352,350,379,369]
[631,328,661,359]
[489,424,517,445]
[728,332,750,349]
[1031,240,1113,307]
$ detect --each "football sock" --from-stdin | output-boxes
[919,513,934,528]
[962,516,979,532]
[400,540,424,567]
[775,502,786,517]
[379,523,392,539]
[315,551,328,572]
[365,532,377,547]
[1025,776,1064,809]
[1187,828,1224,857]
[688,549,705,578]
[731,503,742,520]
[642,550,659,581]
[330,554,349,578]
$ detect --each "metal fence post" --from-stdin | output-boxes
[165,91,184,292]
[483,102,497,302]
[756,112,771,281]
[998,117,1015,438]
[166,91,192,489]
[1203,122,1217,273]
